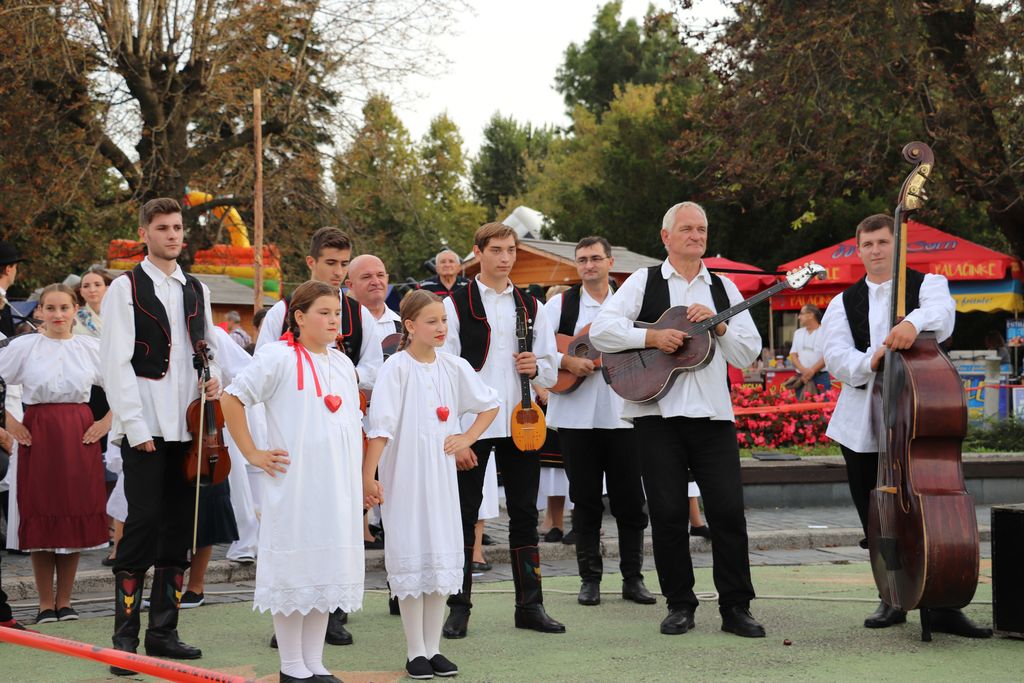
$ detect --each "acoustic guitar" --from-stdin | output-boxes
[550,324,601,395]
[602,262,826,403]
[510,307,547,452]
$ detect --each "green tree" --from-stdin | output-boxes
[470,114,553,221]
[555,1,692,118]
[674,0,1021,257]
[420,114,486,259]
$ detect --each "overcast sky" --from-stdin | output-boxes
[393,1,729,156]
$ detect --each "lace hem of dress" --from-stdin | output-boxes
[253,582,364,616]
[388,569,465,601]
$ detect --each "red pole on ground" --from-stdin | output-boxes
[0,627,256,682]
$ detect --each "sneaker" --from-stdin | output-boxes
[406,656,434,679]
[542,528,563,543]
[34,609,58,625]
[56,607,79,621]
[429,653,459,677]
[179,591,205,609]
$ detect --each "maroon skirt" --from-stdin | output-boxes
[17,403,108,550]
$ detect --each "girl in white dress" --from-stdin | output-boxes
[222,281,364,683]
[0,284,110,624]
[364,290,498,680]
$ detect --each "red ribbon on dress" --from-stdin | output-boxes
[281,331,323,398]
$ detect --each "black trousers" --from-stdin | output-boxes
[633,416,755,610]
[456,437,540,549]
[0,564,11,622]
[560,427,647,557]
[840,444,878,541]
[115,439,194,573]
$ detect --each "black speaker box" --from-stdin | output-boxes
[992,503,1024,639]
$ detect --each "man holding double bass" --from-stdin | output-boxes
[590,201,766,638]
[820,213,991,637]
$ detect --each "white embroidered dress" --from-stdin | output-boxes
[367,350,498,599]
[225,341,365,615]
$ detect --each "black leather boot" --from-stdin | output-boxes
[575,532,602,606]
[144,566,202,659]
[864,600,907,629]
[325,608,353,645]
[618,528,656,604]
[511,545,566,633]
[929,607,993,638]
[110,570,145,676]
[443,545,474,639]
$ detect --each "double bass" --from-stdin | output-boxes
[867,142,979,642]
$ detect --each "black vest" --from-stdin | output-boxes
[841,270,925,353]
[280,293,364,366]
[557,282,618,336]
[418,275,470,299]
[126,264,206,379]
[637,264,731,323]
[450,279,538,371]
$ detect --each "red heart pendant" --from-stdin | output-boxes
[436,406,450,422]
[324,395,342,413]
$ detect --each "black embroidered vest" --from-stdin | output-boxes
[450,279,538,371]
[841,270,925,353]
[126,264,205,379]
[637,264,731,323]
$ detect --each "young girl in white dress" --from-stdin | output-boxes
[364,290,499,680]
[0,284,110,624]
[221,280,364,683]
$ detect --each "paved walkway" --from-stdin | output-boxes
[2,503,994,623]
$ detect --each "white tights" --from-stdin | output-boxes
[272,609,331,677]
[399,592,448,661]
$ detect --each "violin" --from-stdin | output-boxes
[183,340,231,487]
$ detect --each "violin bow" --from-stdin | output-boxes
[190,341,211,555]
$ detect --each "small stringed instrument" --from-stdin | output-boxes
[602,263,826,403]
[550,325,601,395]
[510,307,547,452]
[381,332,402,361]
[867,141,978,642]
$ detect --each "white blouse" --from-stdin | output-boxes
[0,333,102,404]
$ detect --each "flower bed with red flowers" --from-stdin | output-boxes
[732,384,840,449]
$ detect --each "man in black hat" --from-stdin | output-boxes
[0,242,25,337]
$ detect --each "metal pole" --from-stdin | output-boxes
[253,88,264,314]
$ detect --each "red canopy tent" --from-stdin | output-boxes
[772,220,1023,311]
[704,256,777,297]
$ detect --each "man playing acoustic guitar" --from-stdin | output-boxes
[590,201,766,638]
[440,222,564,638]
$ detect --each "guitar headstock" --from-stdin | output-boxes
[784,262,827,290]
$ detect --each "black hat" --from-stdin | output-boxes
[0,242,26,266]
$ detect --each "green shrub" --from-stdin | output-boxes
[964,418,1024,452]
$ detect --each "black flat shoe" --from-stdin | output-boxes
[313,674,343,682]
[144,631,202,659]
[429,653,458,677]
[279,672,316,682]
[622,577,656,605]
[471,560,492,572]
[514,605,566,633]
[34,609,58,625]
[481,533,496,546]
[578,580,601,606]
[442,607,470,639]
[864,601,907,629]
[389,595,401,615]
[101,554,117,567]
[660,607,695,635]
[929,608,993,638]
[406,656,434,679]
[542,528,563,543]
[720,605,766,638]
[689,525,712,539]
[561,529,577,545]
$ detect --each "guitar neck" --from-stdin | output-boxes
[691,278,792,334]
[517,335,531,409]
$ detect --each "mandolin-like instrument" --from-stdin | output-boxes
[867,141,979,642]
[510,307,547,452]
[602,262,825,403]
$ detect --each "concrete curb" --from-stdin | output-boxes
[3,526,991,601]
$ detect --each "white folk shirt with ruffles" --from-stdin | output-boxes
[821,273,955,453]
[442,276,558,440]
[100,257,222,448]
[543,287,629,430]
[589,260,761,421]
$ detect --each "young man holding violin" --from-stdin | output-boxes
[440,222,564,638]
[820,213,991,637]
[590,201,766,638]
[100,198,222,675]
[542,236,654,608]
